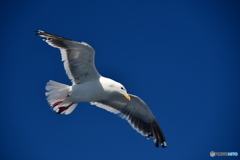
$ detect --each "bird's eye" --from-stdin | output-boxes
[121,87,124,90]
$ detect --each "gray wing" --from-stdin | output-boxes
[91,94,167,148]
[35,30,100,84]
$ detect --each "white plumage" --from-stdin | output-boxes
[35,30,167,148]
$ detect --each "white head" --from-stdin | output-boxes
[102,78,131,101]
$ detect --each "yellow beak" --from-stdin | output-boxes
[124,93,131,101]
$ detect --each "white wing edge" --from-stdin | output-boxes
[90,102,120,114]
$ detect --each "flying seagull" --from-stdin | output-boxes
[35,30,167,148]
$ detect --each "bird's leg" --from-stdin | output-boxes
[52,95,69,107]
[57,102,74,114]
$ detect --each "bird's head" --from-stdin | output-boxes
[106,80,131,101]
[118,84,131,101]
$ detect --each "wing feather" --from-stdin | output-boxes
[35,30,100,84]
[91,94,167,148]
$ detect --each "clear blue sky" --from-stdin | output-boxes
[1,0,239,160]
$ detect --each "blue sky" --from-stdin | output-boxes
[1,0,240,160]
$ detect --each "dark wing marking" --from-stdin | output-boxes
[91,94,167,148]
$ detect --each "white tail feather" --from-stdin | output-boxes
[45,80,70,104]
[45,80,78,115]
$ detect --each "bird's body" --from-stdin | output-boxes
[71,77,105,102]
[70,77,122,102]
[35,30,167,148]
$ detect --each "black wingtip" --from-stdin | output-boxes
[151,121,167,148]
[34,30,43,36]
[34,30,71,41]
[155,141,167,148]
[34,30,44,32]
[34,31,39,36]
[161,141,167,148]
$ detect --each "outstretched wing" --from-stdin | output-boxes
[35,30,100,84]
[91,94,167,148]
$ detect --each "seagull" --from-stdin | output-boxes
[35,30,167,148]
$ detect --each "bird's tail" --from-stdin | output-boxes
[45,80,78,115]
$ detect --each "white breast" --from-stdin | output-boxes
[69,76,114,102]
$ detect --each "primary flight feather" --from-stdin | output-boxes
[35,30,167,148]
